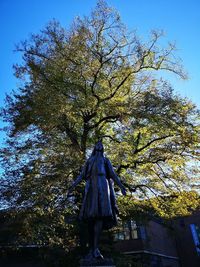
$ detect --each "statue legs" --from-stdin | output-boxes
[86,219,104,260]
[93,220,103,258]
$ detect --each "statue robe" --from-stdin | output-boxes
[72,156,123,229]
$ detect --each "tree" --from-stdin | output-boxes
[118,190,200,221]
[0,0,199,248]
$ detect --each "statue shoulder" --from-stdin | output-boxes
[104,157,112,169]
[104,157,111,164]
[87,156,94,165]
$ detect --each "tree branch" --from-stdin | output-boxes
[134,135,173,154]
[89,114,120,129]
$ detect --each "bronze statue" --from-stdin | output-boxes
[68,141,126,260]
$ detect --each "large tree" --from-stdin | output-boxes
[0,0,199,248]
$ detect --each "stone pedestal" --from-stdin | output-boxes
[80,258,116,267]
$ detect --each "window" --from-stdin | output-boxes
[113,220,139,241]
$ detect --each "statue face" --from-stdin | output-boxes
[95,141,103,152]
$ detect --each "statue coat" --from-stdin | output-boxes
[72,155,123,229]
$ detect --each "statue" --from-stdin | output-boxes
[68,141,126,261]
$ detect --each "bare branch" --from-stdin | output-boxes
[89,114,120,129]
[101,72,132,102]
[134,135,173,154]
[101,135,121,143]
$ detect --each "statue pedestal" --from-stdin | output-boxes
[80,258,116,267]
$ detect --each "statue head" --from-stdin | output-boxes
[94,140,104,152]
[91,140,104,157]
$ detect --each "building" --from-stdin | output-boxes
[113,211,200,267]
[173,210,200,267]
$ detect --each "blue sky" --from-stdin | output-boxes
[0,0,200,146]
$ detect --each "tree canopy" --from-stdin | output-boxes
[0,0,199,248]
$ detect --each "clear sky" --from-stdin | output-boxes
[0,0,200,146]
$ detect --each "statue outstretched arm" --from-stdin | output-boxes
[105,158,126,195]
[69,173,83,191]
[68,163,87,193]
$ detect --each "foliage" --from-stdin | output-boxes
[118,190,200,221]
[0,0,199,248]
[0,207,78,250]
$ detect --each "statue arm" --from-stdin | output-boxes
[68,163,87,192]
[105,158,126,195]
[70,173,83,190]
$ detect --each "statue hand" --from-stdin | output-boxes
[121,186,126,196]
[67,186,74,197]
